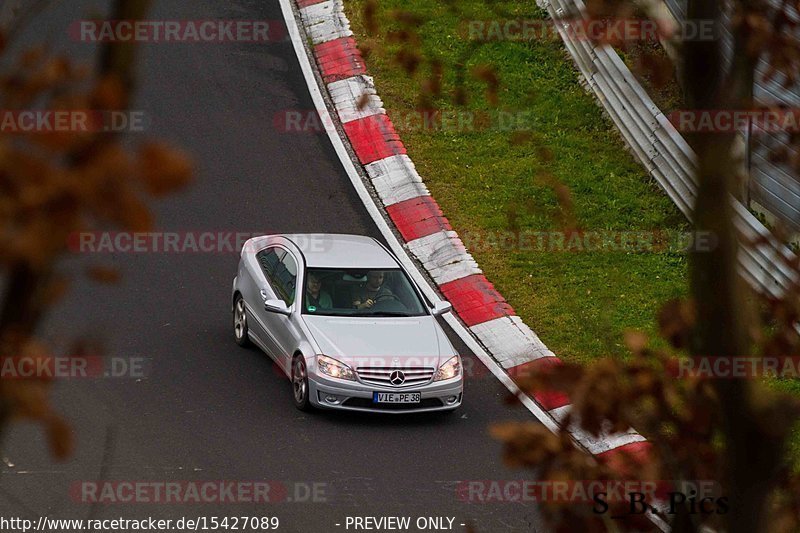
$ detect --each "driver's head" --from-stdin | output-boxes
[366,271,384,290]
[307,273,322,295]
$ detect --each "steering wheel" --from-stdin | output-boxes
[374,293,400,303]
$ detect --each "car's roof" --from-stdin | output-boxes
[280,234,399,269]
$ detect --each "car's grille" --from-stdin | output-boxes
[343,398,443,410]
[356,367,435,387]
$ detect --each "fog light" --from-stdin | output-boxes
[325,395,341,405]
[446,396,458,405]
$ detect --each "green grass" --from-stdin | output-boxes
[346,0,689,362]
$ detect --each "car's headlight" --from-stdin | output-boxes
[434,356,461,381]
[316,355,356,381]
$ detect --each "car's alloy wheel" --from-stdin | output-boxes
[233,296,250,347]
[292,356,311,411]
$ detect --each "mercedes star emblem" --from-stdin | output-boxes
[389,370,406,386]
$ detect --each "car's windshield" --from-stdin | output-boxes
[301,268,427,317]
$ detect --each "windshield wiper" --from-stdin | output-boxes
[366,311,413,317]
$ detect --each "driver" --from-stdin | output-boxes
[353,271,393,309]
[306,273,332,310]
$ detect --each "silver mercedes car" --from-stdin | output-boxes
[231,234,463,413]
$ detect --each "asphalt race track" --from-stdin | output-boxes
[0,1,545,531]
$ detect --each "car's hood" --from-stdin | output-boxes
[302,314,446,368]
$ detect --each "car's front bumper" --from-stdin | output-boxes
[308,373,463,413]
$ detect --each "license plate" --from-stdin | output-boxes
[373,392,421,404]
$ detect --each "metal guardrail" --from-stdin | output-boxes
[663,0,800,232]
[539,0,799,299]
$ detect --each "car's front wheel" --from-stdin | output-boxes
[292,355,312,411]
[233,295,251,347]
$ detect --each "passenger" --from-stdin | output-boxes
[306,273,332,310]
[353,271,393,309]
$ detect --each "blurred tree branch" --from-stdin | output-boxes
[0,0,190,458]
[486,0,800,530]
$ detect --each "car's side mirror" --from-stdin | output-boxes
[432,301,452,316]
[265,299,291,316]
